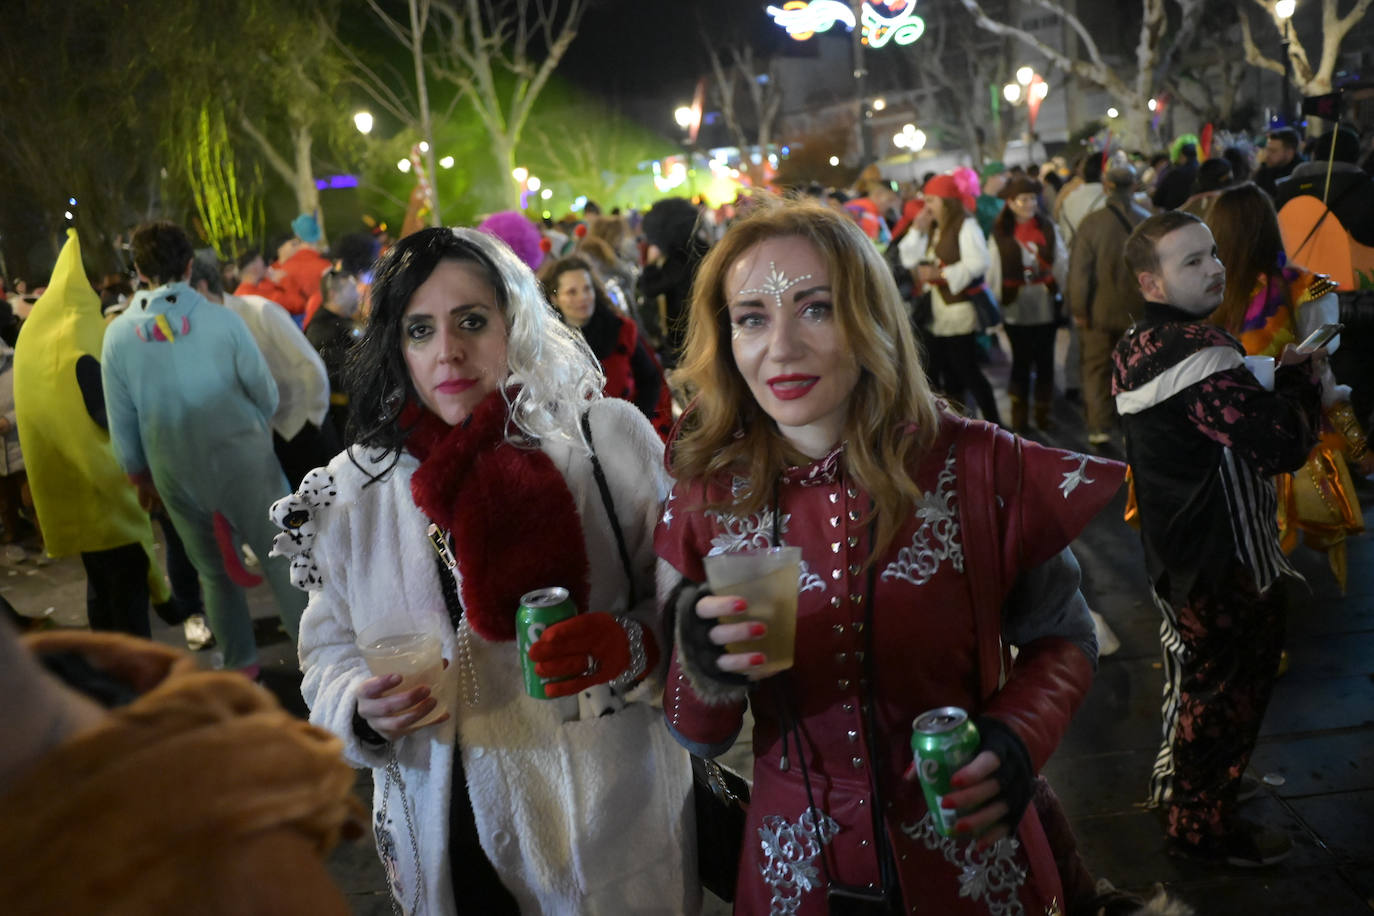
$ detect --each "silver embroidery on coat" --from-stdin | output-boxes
[707,507,789,556]
[900,813,1027,916]
[1058,453,1104,499]
[758,809,841,915]
[798,561,825,593]
[881,446,963,586]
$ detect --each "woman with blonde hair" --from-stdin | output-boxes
[658,197,1127,914]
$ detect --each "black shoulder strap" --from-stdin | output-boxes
[1105,203,1136,236]
[581,409,638,606]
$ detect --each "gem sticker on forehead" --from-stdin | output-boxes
[739,261,814,310]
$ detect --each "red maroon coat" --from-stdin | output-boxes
[657,414,1124,915]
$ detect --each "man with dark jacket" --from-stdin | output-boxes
[1113,210,1323,869]
[1274,125,1374,246]
[1253,127,1303,197]
[1151,143,1199,211]
[1068,165,1148,445]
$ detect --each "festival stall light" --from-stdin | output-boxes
[540,188,553,200]
[1016,66,1034,87]
[573,195,588,210]
[527,176,542,191]
[1148,98,1158,111]
[1107,107,1120,119]
[674,106,694,129]
[542,210,553,219]
[513,166,529,183]
[1003,83,1023,104]
[872,97,887,111]
[829,156,840,166]
[68,197,77,206]
[64,210,74,220]
[397,158,412,173]
[439,156,455,169]
[767,0,925,49]
[418,141,430,153]
[892,124,926,152]
[353,111,374,134]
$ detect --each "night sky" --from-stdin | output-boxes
[558,0,785,101]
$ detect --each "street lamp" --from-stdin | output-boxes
[1276,0,1295,123]
[353,111,374,134]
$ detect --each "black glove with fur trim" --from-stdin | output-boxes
[667,578,751,699]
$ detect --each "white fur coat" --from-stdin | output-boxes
[289,398,697,915]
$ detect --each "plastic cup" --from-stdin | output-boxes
[1244,355,1276,391]
[702,546,802,677]
[356,621,445,721]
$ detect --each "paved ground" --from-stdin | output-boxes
[7,331,1371,914]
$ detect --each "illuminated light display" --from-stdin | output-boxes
[766,0,925,49]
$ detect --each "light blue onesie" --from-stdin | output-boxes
[102,281,306,668]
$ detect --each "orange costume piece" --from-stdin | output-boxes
[1228,264,1366,589]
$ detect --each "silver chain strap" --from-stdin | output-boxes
[378,751,424,915]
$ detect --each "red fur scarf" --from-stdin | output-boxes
[404,391,590,642]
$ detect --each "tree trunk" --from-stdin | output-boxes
[492,134,520,211]
[409,0,441,226]
[292,123,322,239]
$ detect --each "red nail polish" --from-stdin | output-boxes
[749,653,766,666]
[941,797,958,809]
[733,599,748,613]
[748,623,766,638]
[950,775,965,789]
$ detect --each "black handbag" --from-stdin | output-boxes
[691,755,750,901]
[581,411,750,902]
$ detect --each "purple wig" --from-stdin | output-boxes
[476,211,545,272]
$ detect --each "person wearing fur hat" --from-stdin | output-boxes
[272,227,695,915]
[987,175,1068,431]
[897,173,1003,425]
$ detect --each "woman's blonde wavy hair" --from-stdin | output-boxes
[671,195,942,561]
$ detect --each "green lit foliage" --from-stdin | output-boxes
[184,104,265,258]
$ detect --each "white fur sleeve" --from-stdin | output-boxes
[588,398,671,681]
[295,481,392,770]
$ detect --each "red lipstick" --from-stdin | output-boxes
[436,378,477,394]
[767,374,819,400]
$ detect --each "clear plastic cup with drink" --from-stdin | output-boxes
[703,546,802,677]
[356,620,445,723]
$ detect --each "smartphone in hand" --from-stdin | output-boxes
[1297,322,1343,352]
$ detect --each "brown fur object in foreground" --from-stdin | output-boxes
[0,631,365,916]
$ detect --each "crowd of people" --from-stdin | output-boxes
[2,111,1371,916]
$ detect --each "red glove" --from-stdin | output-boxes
[527,612,657,699]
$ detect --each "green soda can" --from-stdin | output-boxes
[911,706,981,837]
[517,587,578,699]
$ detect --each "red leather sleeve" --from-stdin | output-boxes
[979,636,1095,772]
[664,650,747,751]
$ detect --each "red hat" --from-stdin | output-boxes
[923,174,974,213]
